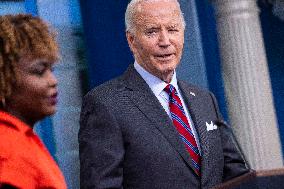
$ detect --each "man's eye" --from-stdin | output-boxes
[145,30,157,36]
[169,29,179,33]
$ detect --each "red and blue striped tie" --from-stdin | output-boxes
[164,84,201,176]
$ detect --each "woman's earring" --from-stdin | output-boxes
[1,97,5,108]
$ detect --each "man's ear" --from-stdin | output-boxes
[126,31,135,52]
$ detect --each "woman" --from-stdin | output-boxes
[0,14,67,188]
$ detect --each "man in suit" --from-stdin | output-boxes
[79,0,249,188]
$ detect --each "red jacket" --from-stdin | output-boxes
[0,111,67,189]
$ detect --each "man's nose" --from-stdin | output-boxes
[158,30,171,47]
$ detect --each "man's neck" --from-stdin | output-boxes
[134,61,175,84]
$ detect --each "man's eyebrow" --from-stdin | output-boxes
[167,23,179,28]
[145,26,160,29]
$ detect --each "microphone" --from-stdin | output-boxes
[214,120,251,170]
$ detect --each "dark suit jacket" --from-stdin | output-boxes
[79,65,248,189]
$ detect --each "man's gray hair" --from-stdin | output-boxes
[125,0,186,33]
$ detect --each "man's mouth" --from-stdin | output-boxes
[155,53,175,60]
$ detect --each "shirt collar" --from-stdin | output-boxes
[0,110,34,135]
[134,61,179,96]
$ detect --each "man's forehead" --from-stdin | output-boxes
[134,5,182,26]
[137,20,181,29]
[135,0,177,4]
[135,0,179,11]
[135,0,180,15]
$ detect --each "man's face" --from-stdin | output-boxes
[127,0,184,83]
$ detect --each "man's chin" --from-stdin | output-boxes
[160,66,176,74]
[155,69,175,83]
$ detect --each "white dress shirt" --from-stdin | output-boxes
[134,62,201,152]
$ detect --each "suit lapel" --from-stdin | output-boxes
[178,81,215,184]
[121,65,195,171]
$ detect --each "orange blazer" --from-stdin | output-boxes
[0,111,67,189]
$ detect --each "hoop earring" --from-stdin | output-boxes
[1,97,5,109]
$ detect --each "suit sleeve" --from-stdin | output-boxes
[209,92,249,181]
[79,93,124,189]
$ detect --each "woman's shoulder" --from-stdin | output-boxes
[0,113,39,167]
[0,124,39,188]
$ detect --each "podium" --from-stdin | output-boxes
[213,168,284,189]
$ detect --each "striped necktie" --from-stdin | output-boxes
[164,84,201,176]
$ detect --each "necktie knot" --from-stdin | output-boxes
[164,84,176,96]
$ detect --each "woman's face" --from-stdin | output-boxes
[6,56,58,125]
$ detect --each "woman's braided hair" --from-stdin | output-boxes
[0,14,59,109]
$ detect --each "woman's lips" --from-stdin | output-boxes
[49,93,58,105]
